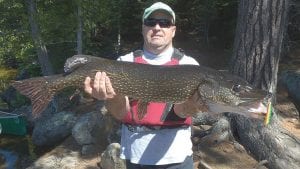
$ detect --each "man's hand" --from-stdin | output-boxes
[173,92,205,118]
[84,71,129,120]
[84,72,116,100]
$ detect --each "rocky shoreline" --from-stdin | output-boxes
[1,67,299,169]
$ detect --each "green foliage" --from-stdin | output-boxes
[0,0,240,73]
[0,67,17,92]
[174,0,237,48]
[3,0,296,75]
[47,42,76,74]
[37,0,77,43]
[0,0,42,78]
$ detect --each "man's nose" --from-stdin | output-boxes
[153,23,162,29]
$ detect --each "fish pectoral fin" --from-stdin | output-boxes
[192,91,209,112]
[137,101,149,120]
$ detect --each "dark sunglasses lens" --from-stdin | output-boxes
[158,20,171,27]
[144,20,157,27]
[144,19,172,28]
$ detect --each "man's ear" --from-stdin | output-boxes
[172,26,176,38]
[141,25,145,37]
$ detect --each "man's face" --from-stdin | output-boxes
[142,11,176,53]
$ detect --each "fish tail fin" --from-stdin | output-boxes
[11,77,56,117]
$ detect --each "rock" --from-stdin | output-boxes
[275,93,299,118]
[102,113,122,144]
[72,111,105,154]
[81,144,98,155]
[1,69,30,111]
[32,111,77,146]
[27,145,80,169]
[194,117,232,146]
[52,89,81,113]
[0,86,20,111]
[72,105,122,155]
[279,71,300,114]
[100,143,126,169]
[26,136,100,169]
[11,106,34,130]
[8,98,67,134]
[72,112,100,145]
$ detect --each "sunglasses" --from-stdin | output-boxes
[144,18,174,28]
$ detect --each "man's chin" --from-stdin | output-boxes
[149,42,166,48]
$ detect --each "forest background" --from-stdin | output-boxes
[0,0,299,111]
[1,0,300,168]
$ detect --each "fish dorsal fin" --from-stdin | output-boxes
[64,55,90,74]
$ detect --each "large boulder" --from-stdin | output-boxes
[72,104,122,155]
[32,111,78,146]
[72,111,105,155]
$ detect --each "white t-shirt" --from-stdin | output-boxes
[118,47,199,165]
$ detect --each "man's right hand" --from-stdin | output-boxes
[84,71,129,120]
[84,72,116,100]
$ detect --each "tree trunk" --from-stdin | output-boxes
[26,0,53,76]
[227,113,300,169]
[230,0,289,93]
[192,113,300,169]
[76,1,83,54]
[202,0,300,168]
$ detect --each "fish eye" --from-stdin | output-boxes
[231,84,241,92]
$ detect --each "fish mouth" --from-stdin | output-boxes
[206,101,248,114]
[206,93,271,120]
[237,88,271,103]
[238,91,272,107]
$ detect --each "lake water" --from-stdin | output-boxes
[0,135,37,169]
[0,149,18,169]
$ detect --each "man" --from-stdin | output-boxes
[84,2,199,169]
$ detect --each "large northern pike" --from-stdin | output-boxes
[11,55,269,119]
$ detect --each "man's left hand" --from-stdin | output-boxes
[173,92,206,118]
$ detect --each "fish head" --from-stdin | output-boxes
[197,74,271,118]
